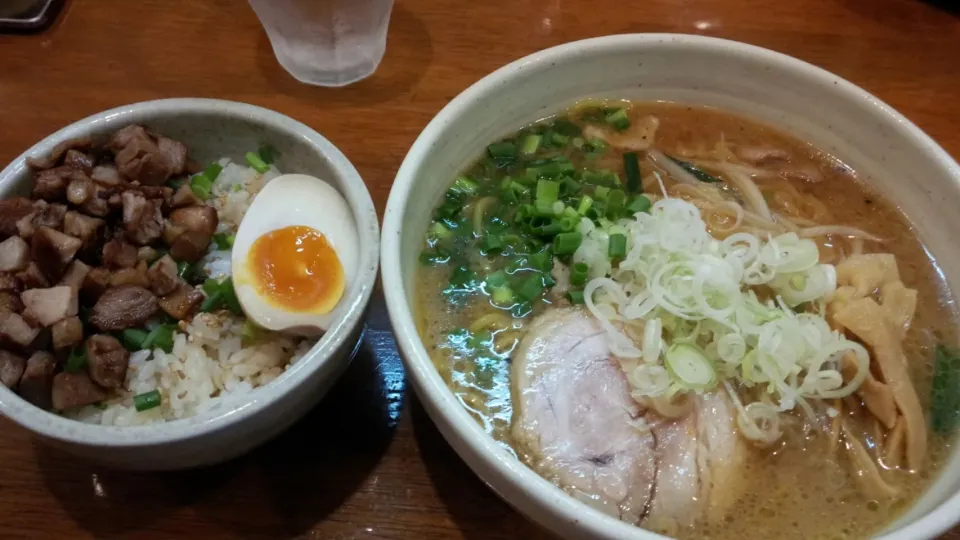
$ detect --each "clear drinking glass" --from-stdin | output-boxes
[249,0,394,87]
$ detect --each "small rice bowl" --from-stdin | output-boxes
[68,158,313,426]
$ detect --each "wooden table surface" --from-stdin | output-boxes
[1,0,959,538]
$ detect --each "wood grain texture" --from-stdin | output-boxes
[0,0,958,538]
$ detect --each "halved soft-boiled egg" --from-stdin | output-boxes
[232,174,358,336]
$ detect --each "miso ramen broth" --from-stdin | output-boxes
[415,102,958,539]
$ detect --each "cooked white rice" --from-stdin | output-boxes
[68,158,313,426]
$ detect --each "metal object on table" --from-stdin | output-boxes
[0,0,63,31]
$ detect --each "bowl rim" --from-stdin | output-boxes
[0,98,381,447]
[382,33,960,540]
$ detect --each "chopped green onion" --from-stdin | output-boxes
[499,187,519,204]
[533,199,556,217]
[220,277,242,314]
[491,286,515,306]
[202,278,220,295]
[528,252,553,273]
[559,215,579,232]
[65,345,87,372]
[514,204,531,224]
[587,138,608,153]
[466,330,492,351]
[582,169,620,187]
[483,234,504,252]
[202,163,223,182]
[488,141,517,158]
[595,186,611,201]
[502,180,530,205]
[624,151,642,193]
[487,141,517,167]
[152,325,176,353]
[626,195,652,214]
[520,134,542,156]
[517,275,545,301]
[668,156,723,183]
[604,108,631,131]
[199,291,223,312]
[121,328,149,351]
[665,344,717,389]
[245,151,270,174]
[430,222,453,240]
[191,172,213,187]
[140,325,162,350]
[577,195,593,215]
[571,263,588,286]
[485,270,509,288]
[552,231,583,255]
[176,261,194,280]
[453,176,479,194]
[606,189,626,217]
[133,390,162,412]
[550,132,569,146]
[550,155,575,167]
[212,233,235,250]
[200,276,241,313]
[566,289,585,304]
[540,130,557,147]
[528,217,562,236]
[527,163,558,179]
[189,179,212,200]
[137,324,177,353]
[560,176,581,197]
[536,180,560,204]
[608,233,627,259]
[449,265,478,290]
[258,144,278,164]
[434,190,467,222]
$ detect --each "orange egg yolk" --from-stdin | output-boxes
[247,225,344,313]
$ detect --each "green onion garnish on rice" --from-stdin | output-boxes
[202,163,223,182]
[245,151,270,174]
[121,328,149,351]
[200,277,242,315]
[212,233,235,250]
[65,345,87,372]
[258,144,278,164]
[133,390,162,412]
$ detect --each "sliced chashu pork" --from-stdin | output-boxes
[512,307,748,530]
[511,307,656,523]
[646,390,748,535]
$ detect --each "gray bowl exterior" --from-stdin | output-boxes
[0,99,380,470]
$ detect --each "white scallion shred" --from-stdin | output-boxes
[578,197,867,444]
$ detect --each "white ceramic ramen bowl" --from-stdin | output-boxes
[0,98,380,470]
[382,34,960,539]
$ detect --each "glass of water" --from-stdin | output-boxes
[249,0,394,87]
